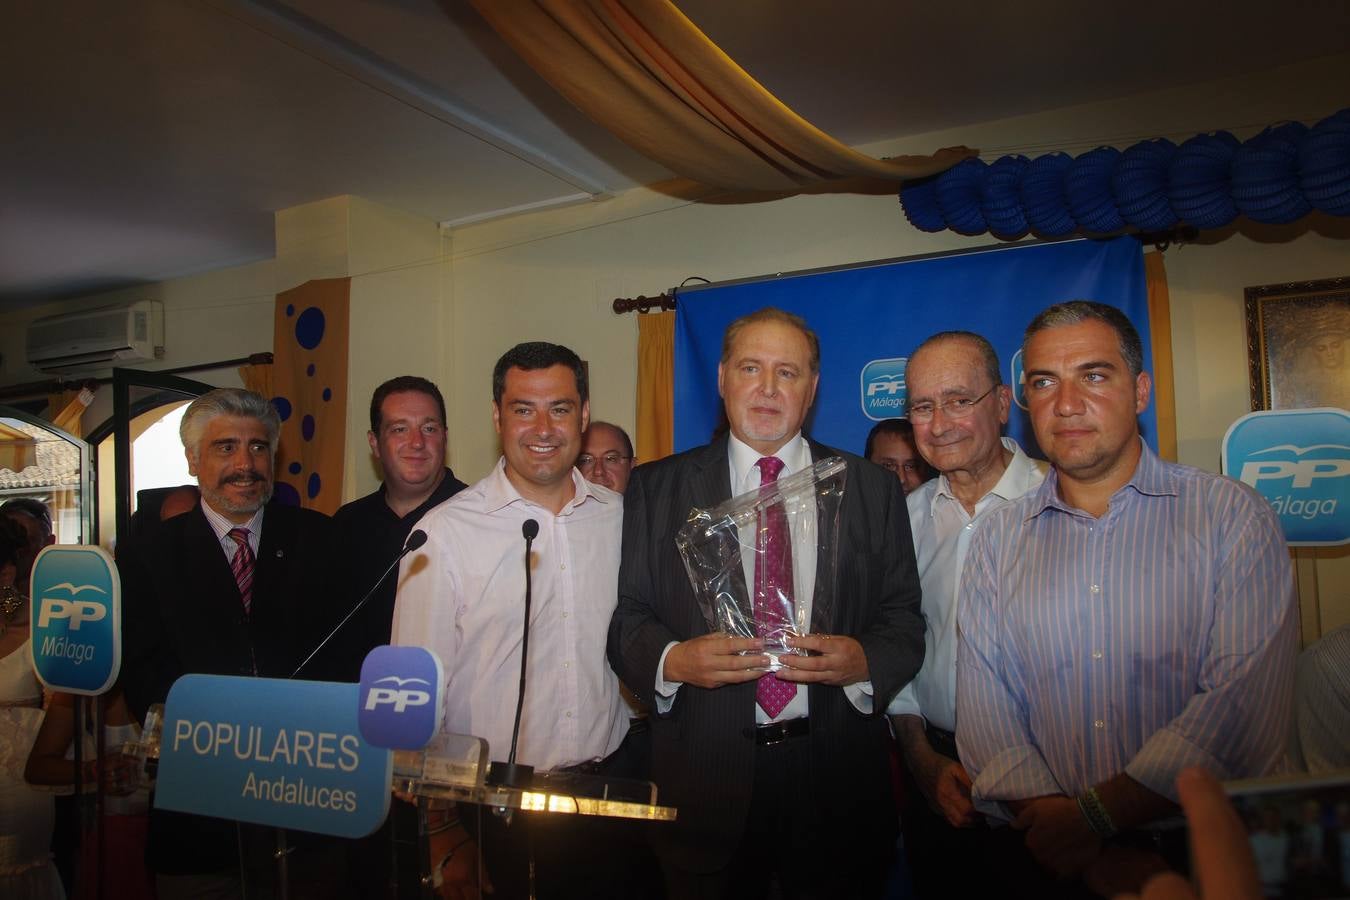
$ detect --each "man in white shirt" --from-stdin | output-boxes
[391,342,637,900]
[885,331,1045,896]
[609,307,923,898]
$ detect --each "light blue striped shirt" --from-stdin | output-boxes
[955,440,1297,819]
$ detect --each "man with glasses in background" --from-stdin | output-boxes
[863,418,934,494]
[884,331,1045,897]
[577,421,636,495]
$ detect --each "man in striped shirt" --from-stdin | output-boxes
[956,301,1297,891]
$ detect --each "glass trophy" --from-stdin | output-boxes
[676,456,846,669]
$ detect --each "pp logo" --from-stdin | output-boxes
[1010,350,1028,410]
[358,646,444,749]
[30,546,121,695]
[1222,408,1350,547]
[37,595,107,630]
[860,358,908,421]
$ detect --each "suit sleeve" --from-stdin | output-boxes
[607,466,683,709]
[116,534,179,725]
[849,465,925,714]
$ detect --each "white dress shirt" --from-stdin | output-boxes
[200,500,263,560]
[656,433,872,722]
[886,437,1044,733]
[390,459,628,770]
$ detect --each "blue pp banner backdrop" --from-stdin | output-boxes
[358,646,444,750]
[156,675,392,838]
[674,237,1154,458]
[1222,408,1350,547]
[30,545,120,695]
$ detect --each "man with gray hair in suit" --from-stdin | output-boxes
[118,387,342,899]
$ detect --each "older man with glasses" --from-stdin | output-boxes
[886,330,1046,898]
[577,421,636,495]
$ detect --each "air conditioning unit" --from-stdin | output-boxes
[26,300,164,374]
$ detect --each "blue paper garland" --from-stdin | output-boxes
[899,108,1350,236]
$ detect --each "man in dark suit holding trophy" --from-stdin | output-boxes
[608,307,924,899]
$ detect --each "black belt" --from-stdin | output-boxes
[746,717,810,746]
[925,723,959,761]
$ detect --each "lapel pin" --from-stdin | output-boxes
[275,549,284,558]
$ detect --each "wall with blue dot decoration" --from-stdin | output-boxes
[269,278,351,515]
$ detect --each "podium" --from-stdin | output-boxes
[394,732,675,898]
[130,711,675,897]
[394,732,677,822]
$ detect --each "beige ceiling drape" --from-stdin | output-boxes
[470,0,974,194]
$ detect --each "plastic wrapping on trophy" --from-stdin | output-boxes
[676,456,847,668]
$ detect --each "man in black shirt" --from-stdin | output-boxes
[325,376,467,900]
[327,375,468,680]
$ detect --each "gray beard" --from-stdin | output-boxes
[200,480,273,516]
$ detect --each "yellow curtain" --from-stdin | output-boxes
[271,279,350,515]
[1145,250,1177,462]
[636,311,675,462]
[46,388,94,439]
[239,363,274,400]
[469,0,973,195]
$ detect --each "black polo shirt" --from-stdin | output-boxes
[320,468,468,681]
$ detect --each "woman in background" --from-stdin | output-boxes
[25,687,153,900]
[0,514,66,899]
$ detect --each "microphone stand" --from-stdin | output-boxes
[289,530,428,679]
[487,519,538,791]
[275,529,428,899]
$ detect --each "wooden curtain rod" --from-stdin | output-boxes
[612,293,677,314]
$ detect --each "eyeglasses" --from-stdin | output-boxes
[577,453,633,469]
[878,460,920,474]
[907,386,997,424]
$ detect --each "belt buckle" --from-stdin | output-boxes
[759,722,788,746]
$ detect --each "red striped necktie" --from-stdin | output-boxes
[754,456,797,718]
[227,527,255,616]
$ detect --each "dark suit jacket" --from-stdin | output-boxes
[607,436,924,872]
[118,501,337,875]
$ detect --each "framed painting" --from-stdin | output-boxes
[1245,276,1350,411]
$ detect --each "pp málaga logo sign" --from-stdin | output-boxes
[1222,408,1350,547]
[30,546,121,694]
[860,357,908,421]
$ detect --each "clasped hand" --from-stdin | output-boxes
[662,632,868,689]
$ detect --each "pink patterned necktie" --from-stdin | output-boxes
[227,528,255,616]
[754,456,798,718]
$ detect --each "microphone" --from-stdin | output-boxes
[487,519,539,790]
[289,529,428,679]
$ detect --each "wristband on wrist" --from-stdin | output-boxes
[1076,787,1118,838]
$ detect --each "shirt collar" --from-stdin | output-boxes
[727,432,810,495]
[480,457,614,515]
[200,498,264,541]
[1026,437,1174,520]
[928,436,1039,517]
